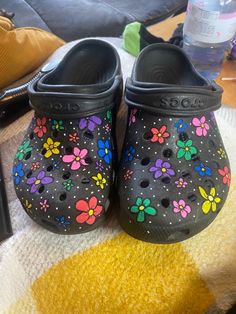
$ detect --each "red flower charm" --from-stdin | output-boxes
[218,166,231,187]
[34,117,47,138]
[76,196,103,225]
[150,125,170,144]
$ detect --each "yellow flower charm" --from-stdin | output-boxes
[217,148,226,159]
[92,172,107,189]
[24,200,32,214]
[43,137,61,158]
[199,186,221,214]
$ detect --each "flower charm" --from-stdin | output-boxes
[192,116,209,137]
[31,161,40,171]
[40,199,49,212]
[26,170,53,193]
[172,200,191,218]
[175,119,188,133]
[13,163,24,185]
[79,115,102,131]
[97,140,112,164]
[63,179,74,191]
[52,161,60,170]
[175,178,188,188]
[177,139,197,161]
[76,196,103,225]
[150,125,170,144]
[69,132,79,143]
[95,161,104,172]
[124,169,133,181]
[149,159,175,179]
[199,186,221,214]
[92,173,107,189]
[62,147,88,170]
[129,109,138,126]
[43,137,61,158]
[55,215,72,228]
[194,162,212,177]
[33,117,47,138]
[105,124,111,133]
[217,148,227,159]
[16,140,32,161]
[130,197,157,222]
[218,166,231,187]
[52,120,64,131]
[24,200,32,214]
[106,110,112,124]
[124,145,135,162]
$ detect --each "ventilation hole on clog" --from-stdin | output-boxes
[161,176,171,184]
[213,161,220,169]
[161,198,170,208]
[41,148,47,156]
[29,132,34,140]
[143,131,152,140]
[26,170,33,178]
[65,146,73,154]
[191,154,200,162]
[41,219,58,231]
[188,194,197,202]
[83,131,94,139]
[84,157,93,164]
[52,130,58,138]
[141,157,150,166]
[62,171,71,180]
[179,132,188,142]
[140,180,149,188]
[204,179,215,189]
[163,148,173,158]
[209,139,216,147]
[81,177,90,184]
[47,165,53,172]
[59,193,67,201]
[38,185,45,194]
[24,152,31,160]
[181,229,190,235]
[182,171,191,178]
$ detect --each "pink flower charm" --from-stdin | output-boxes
[62,147,88,170]
[192,116,209,137]
[33,117,47,138]
[175,177,188,188]
[173,200,191,218]
[40,199,49,212]
[124,169,133,181]
[129,109,138,126]
[31,161,40,171]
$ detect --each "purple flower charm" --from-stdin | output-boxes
[26,170,53,193]
[149,159,175,179]
[78,116,102,132]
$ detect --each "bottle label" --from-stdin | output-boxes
[184,4,236,43]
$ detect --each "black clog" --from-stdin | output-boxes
[117,43,230,243]
[13,39,122,234]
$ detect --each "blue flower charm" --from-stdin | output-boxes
[55,215,72,228]
[13,163,25,185]
[194,162,212,177]
[124,145,135,162]
[175,119,188,133]
[97,140,112,164]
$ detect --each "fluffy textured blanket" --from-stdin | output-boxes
[0,38,236,314]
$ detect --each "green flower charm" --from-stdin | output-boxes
[16,140,32,161]
[52,120,65,131]
[130,197,157,222]
[63,179,74,191]
[106,110,112,125]
[176,139,197,161]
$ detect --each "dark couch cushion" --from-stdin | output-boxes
[0,0,187,41]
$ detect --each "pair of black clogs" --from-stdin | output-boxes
[13,39,230,243]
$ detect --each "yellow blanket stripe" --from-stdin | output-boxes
[8,233,214,314]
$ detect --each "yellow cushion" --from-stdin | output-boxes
[0,16,65,89]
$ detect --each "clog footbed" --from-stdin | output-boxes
[117,43,230,243]
[13,39,122,234]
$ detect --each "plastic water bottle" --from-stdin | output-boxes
[183,0,236,80]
